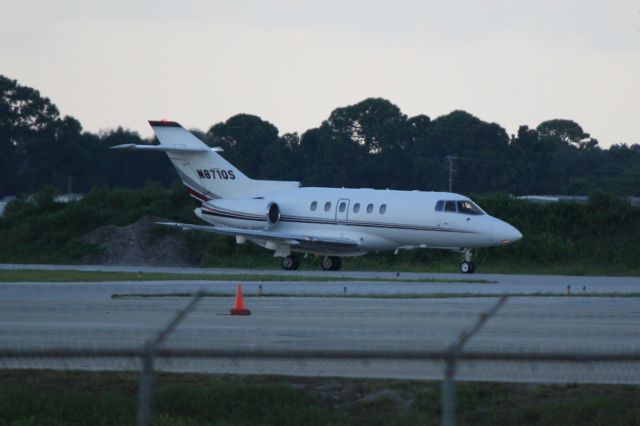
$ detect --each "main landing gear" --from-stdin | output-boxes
[321,256,342,271]
[281,255,342,271]
[458,248,475,274]
[281,255,300,270]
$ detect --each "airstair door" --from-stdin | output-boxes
[335,198,350,223]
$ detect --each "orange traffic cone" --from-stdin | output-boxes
[230,284,251,315]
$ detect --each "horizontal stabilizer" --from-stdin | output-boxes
[117,119,299,199]
[111,144,220,153]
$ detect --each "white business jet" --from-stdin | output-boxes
[113,120,522,273]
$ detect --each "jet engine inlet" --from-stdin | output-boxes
[267,202,280,224]
[200,198,281,228]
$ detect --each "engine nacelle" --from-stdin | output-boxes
[200,198,280,227]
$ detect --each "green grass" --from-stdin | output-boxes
[339,260,640,277]
[462,261,640,277]
[0,269,493,284]
[1,370,639,425]
[111,291,640,299]
[196,255,640,277]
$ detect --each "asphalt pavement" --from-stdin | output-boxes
[1,266,639,383]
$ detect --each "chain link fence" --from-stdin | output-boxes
[2,284,640,425]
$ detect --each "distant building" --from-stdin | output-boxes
[517,195,640,206]
[54,194,84,203]
[0,196,16,217]
[0,193,84,217]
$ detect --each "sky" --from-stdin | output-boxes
[1,0,639,146]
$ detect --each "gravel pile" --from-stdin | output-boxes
[79,216,196,266]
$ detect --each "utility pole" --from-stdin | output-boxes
[445,156,458,192]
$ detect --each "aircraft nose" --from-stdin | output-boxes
[494,220,522,244]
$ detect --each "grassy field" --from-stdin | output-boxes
[0,269,492,283]
[112,291,640,299]
[1,370,639,425]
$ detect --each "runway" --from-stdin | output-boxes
[1,264,640,383]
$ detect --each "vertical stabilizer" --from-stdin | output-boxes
[146,120,299,201]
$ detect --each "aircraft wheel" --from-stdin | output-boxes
[331,256,342,271]
[321,256,342,271]
[281,255,300,270]
[459,261,475,274]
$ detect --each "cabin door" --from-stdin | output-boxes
[335,199,350,223]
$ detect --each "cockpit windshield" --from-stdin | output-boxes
[456,200,484,215]
[435,199,484,215]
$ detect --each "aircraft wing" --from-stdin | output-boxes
[156,222,361,251]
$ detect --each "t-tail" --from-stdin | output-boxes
[112,120,299,202]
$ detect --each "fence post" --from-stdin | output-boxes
[137,290,205,426]
[138,350,154,426]
[441,295,508,426]
[442,355,456,426]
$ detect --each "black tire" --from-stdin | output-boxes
[321,256,342,271]
[330,256,342,271]
[281,255,300,270]
[460,261,475,274]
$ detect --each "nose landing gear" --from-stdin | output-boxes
[458,248,475,274]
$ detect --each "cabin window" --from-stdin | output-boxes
[457,200,484,215]
[324,202,331,212]
[366,203,374,213]
[379,204,387,214]
[310,201,317,211]
[444,201,457,212]
[353,203,360,213]
[435,200,444,211]
[339,202,346,213]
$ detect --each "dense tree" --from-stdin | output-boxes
[0,75,178,194]
[1,75,639,197]
[0,75,60,133]
[537,119,598,149]
[206,114,280,178]
[323,98,410,153]
[295,98,414,189]
[408,110,513,193]
[0,75,62,194]
[97,128,174,189]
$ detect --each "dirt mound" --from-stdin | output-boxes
[79,216,196,266]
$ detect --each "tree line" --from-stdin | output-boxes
[1,74,639,197]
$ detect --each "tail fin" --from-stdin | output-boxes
[113,120,299,201]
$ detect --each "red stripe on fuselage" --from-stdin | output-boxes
[186,186,210,202]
